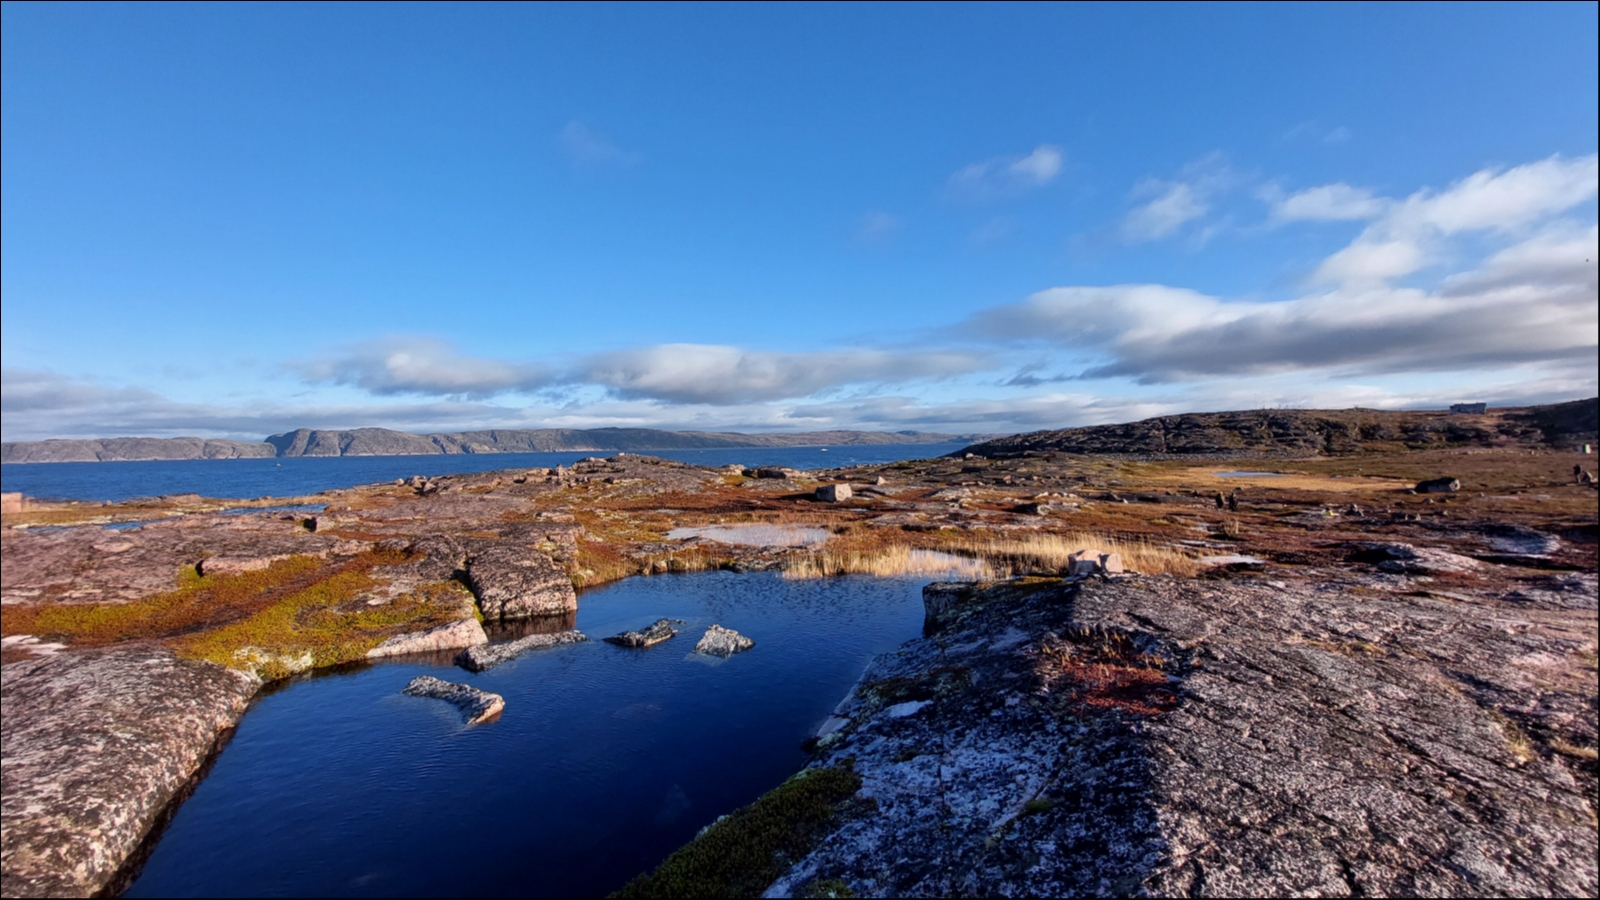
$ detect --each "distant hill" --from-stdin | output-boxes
[957,398,1599,459]
[1,427,992,463]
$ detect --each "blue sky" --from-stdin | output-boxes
[3,1,1596,441]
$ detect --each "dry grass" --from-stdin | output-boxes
[959,531,1200,577]
[784,546,996,580]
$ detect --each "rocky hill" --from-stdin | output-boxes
[960,398,1598,459]
[1,427,987,463]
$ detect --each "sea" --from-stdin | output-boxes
[0,442,969,504]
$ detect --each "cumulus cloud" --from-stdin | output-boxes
[1312,154,1599,286]
[947,145,1063,199]
[968,222,1597,382]
[579,344,989,405]
[559,121,642,167]
[292,337,554,399]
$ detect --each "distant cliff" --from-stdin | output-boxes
[957,398,1599,458]
[1,427,986,463]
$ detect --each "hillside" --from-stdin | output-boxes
[959,398,1599,459]
[1,427,988,463]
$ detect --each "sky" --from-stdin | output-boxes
[2,1,1596,442]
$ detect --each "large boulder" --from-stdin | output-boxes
[816,484,853,502]
[401,675,503,725]
[464,543,576,622]
[755,466,802,480]
[1415,476,1461,493]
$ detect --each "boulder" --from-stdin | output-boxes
[464,543,577,622]
[366,618,489,658]
[604,618,678,648]
[401,675,504,725]
[1415,476,1461,494]
[694,625,754,658]
[816,484,853,502]
[755,466,802,479]
[455,629,588,672]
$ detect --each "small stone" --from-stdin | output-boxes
[694,624,754,658]
[604,618,678,648]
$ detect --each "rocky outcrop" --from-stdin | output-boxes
[1348,541,1483,574]
[958,398,1598,458]
[401,675,504,724]
[604,618,678,648]
[463,544,577,622]
[0,438,275,464]
[366,618,488,658]
[454,630,587,672]
[769,573,1598,897]
[0,648,260,898]
[693,625,754,658]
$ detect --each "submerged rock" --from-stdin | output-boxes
[693,624,754,658]
[455,629,588,672]
[367,618,488,658]
[401,675,504,724]
[0,648,259,898]
[604,618,678,649]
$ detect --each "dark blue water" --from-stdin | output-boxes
[124,570,927,898]
[1,443,966,503]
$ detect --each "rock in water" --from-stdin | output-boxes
[455,630,588,672]
[694,624,754,658]
[604,618,678,648]
[402,675,504,724]
[366,618,488,658]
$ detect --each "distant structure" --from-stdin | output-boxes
[1449,402,1487,415]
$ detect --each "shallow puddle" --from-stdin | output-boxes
[666,523,831,546]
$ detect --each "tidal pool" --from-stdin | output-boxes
[665,523,831,546]
[124,570,928,898]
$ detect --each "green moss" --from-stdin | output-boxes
[1022,798,1058,815]
[798,879,856,898]
[612,766,862,899]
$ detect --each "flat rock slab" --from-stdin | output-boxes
[1,647,260,898]
[401,675,504,725]
[604,618,678,649]
[454,630,587,672]
[464,543,576,622]
[773,573,1598,898]
[693,624,754,658]
[366,617,488,658]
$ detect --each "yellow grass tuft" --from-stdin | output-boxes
[959,531,1199,577]
[784,546,996,580]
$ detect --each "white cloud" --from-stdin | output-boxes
[855,210,901,246]
[947,145,1063,199]
[1268,183,1388,222]
[579,344,988,405]
[292,337,554,398]
[559,121,642,167]
[967,219,1597,382]
[1311,154,1599,286]
[1118,154,1239,243]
